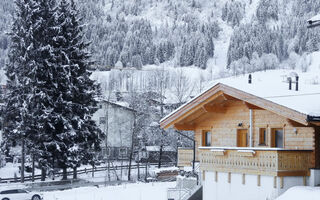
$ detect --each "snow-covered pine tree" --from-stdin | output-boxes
[55,0,102,179]
[5,0,101,181]
[4,0,60,182]
[3,0,55,182]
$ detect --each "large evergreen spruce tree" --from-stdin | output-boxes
[4,0,56,182]
[4,0,101,181]
[55,0,102,179]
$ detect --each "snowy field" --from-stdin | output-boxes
[42,182,175,200]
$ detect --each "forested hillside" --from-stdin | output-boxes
[0,0,319,74]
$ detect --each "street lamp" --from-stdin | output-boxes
[307,14,320,28]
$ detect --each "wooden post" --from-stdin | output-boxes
[280,177,283,189]
[273,176,277,188]
[303,176,307,186]
[228,172,231,183]
[242,174,245,185]
[257,175,261,187]
[215,171,218,182]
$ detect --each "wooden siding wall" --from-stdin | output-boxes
[194,101,315,165]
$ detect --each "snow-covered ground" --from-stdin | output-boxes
[276,186,320,200]
[42,182,175,200]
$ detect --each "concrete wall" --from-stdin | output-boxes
[202,171,306,200]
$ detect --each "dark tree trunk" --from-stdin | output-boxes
[21,139,25,183]
[73,167,77,180]
[32,154,35,182]
[92,164,95,178]
[107,159,110,181]
[145,161,148,182]
[62,167,68,180]
[128,150,133,181]
[137,156,140,180]
[41,167,46,181]
[158,145,163,169]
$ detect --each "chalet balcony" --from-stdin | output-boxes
[177,148,194,167]
[198,147,313,177]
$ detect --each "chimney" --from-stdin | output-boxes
[295,76,299,91]
[248,74,252,84]
[288,77,292,90]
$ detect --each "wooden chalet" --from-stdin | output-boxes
[160,71,320,200]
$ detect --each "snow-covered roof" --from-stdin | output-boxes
[206,70,320,117]
[146,146,175,152]
[161,69,320,126]
[98,99,135,112]
[308,14,320,22]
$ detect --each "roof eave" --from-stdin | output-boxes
[160,83,310,129]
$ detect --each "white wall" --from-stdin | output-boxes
[203,171,306,200]
[92,102,134,148]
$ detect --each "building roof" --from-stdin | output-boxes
[98,99,136,112]
[309,14,320,22]
[146,146,176,152]
[160,70,320,129]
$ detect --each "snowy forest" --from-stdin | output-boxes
[0,0,319,72]
[0,0,319,109]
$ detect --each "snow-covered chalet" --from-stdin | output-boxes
[160,70,320,200]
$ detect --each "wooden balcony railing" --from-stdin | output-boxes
[199,147,313,176]
[177,148,194,167]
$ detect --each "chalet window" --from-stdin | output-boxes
[271,128,284,148]
[99,117,106,124]
[106,147,111,157]
[119,148,127,157]
[259,128,267,145]
[99,104,103,109]
[202,131,211,146]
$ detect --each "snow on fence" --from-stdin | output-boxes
[0,162,175,184]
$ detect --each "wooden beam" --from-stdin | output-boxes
[222,93,239,101]
[161,89,224,129]
[182,107,206,124]
[203,104,226,113]
[243,102,263,110]
[174,123,196,131]
[287,119,307,127]
[277,170,310,177]
[310,122,320,126]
